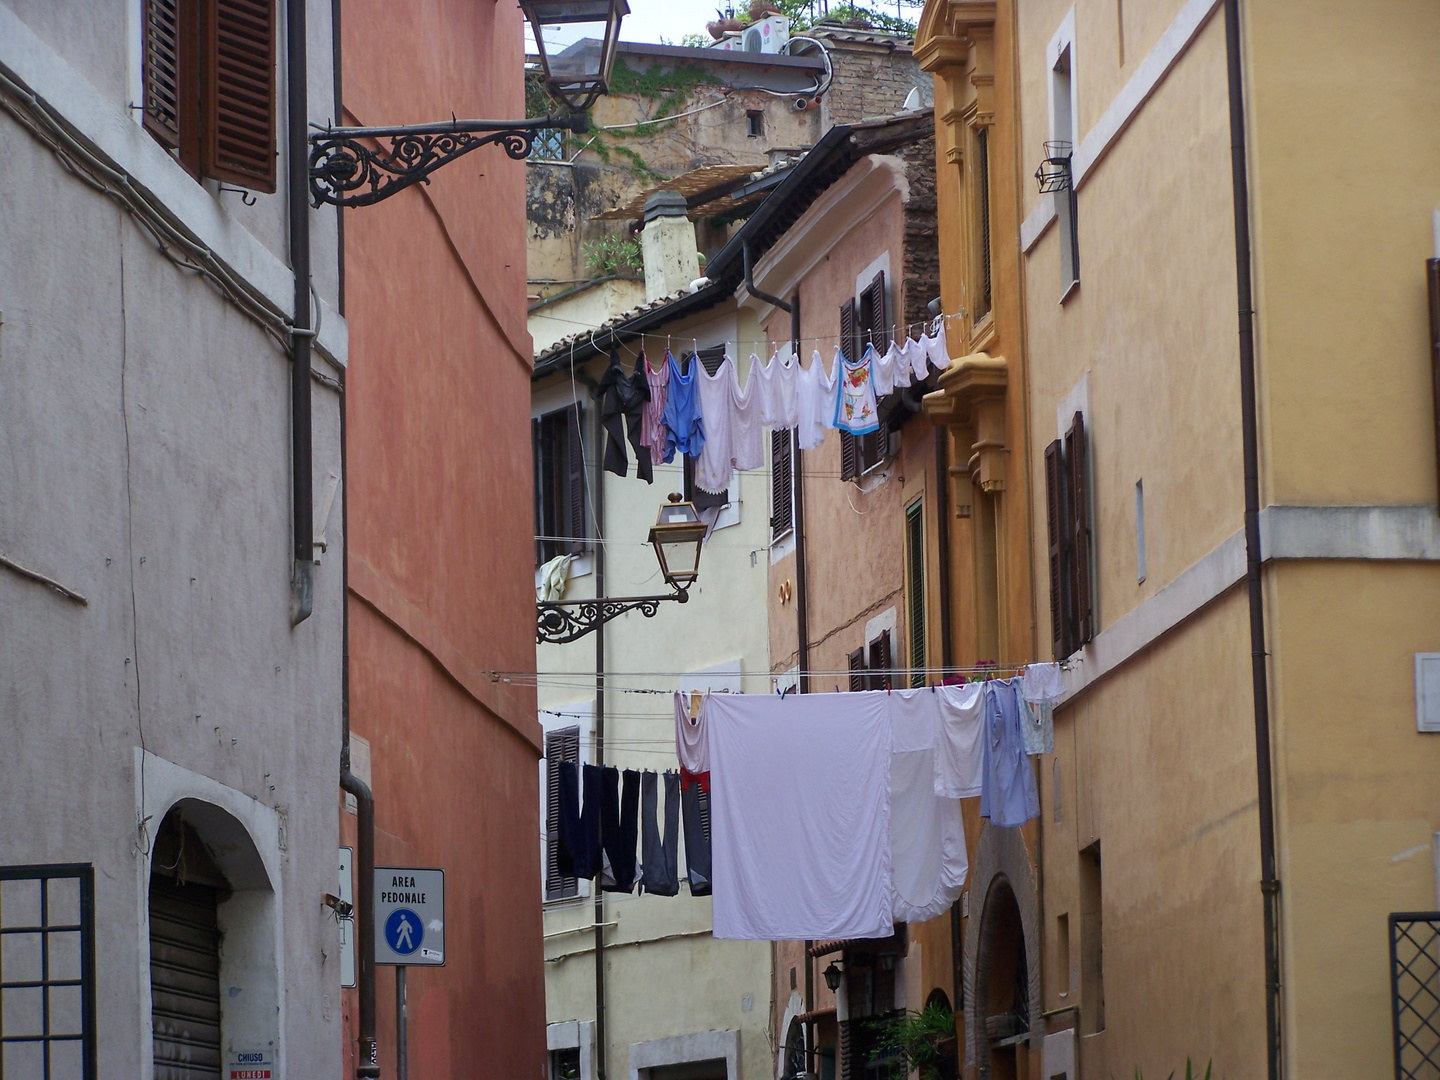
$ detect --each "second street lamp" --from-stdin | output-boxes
[537,495,705,644]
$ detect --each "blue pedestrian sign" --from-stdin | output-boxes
[374,867,445,966]
[385,908,423,955]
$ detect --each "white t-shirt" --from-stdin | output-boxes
[933,682,986,799]
[752,349,799,428]
[694,355,736,494]
[795,348,839,451]
[729,355,764,473]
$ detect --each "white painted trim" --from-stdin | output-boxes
[865,606,898,652]
[629,1029,741,1080]
[134,749,287,1080]
[1060,505,1440,704]
[0,7,347,367]
[775,990,805,1080]
[549,1020,598,1080]
[1021,0,1223,254]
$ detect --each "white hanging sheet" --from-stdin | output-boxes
[888,689,968,924]
[707,690,894,940]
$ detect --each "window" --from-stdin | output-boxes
[840,281,891,482]
[533,128,567,161]
[848,629,892,691]
[533,404,587,565]
[544,728,581,901]
[1135,479,1146,584]
[142,0,277,192]
[973,125,993,324]
[1044,411,1093,659]
[770,427,794,539]
[0,864,96,1080]
[905,500,926,686]
[747,110,764,138]
[1079,842,1104,1033]
[1050,44,1079,293]
[551,1047,581,1080]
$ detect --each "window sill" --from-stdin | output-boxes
[1059,278,1081,305]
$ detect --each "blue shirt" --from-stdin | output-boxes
[979,679,1041,828]
[662,351,705,463]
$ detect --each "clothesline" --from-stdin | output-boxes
[497,662,1074,685]
[548,310,966,353]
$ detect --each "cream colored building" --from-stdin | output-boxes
[530,204,777,1080]
[1004,0,1440,1076]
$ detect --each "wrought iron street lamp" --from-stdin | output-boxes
[309,0,627,207]
[537,495,704,645]
[823,961,844,993]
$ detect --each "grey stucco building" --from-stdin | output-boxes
[0,1,347,1076]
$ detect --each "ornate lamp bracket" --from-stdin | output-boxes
[309,112,587,208]
[536,590,689,645]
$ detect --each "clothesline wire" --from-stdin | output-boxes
[498,662,1068,684]
[548,311,963,363]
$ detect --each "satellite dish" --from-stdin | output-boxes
[902,86,921,111]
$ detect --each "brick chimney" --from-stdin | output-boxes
[640,191,700,302]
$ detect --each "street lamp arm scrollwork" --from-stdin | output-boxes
[308,113,588,208]
[535,590,689,645]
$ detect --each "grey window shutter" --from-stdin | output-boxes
[545,728,581,900]
[566,404,587,555]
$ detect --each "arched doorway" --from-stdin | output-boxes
[975,877,1029,1080]
[783,1017,806,1080]
[147,799,278,1080]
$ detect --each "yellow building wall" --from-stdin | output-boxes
[1269,561,1440,1074]
[1042,590,1265,1077]
[1245,0,1440,507]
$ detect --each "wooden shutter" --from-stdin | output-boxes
[848,648,867,692]
[861,271,888,354]
[533,418,545,565]
[906,500,926,686]
[545,728,581,901]
[1044,439,1067,659]
[202,0,276,192]
[565,404,587,554]
[770,428,793,536]
[1068,412,1093,644]
[840,432,859,482]
[868,629,892,691]
[840,297,857,363]
[143,0,184,148]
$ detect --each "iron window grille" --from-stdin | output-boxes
[0,864,97,1080]
[1391,912,1440,1078]
[533,128,567,161]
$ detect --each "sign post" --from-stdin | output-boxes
[375,867,444,1080]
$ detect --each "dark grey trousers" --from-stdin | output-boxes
[640,771,680,895]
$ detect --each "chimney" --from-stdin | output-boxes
[640,191,700,302]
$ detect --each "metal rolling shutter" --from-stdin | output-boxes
[150,876,222,1080]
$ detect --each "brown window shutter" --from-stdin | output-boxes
[840,432,859,482]
[1068,412,1093,644]
[143,0,183,148]
[1044,439,1067,659]
[202,0,276,192]
[862,271,888,354]
[770,428,793,535]
[566,405,587,554]
[868,630,892,691]
[841,297,857,363]
[848,648,867,693]
[545,728,580,900]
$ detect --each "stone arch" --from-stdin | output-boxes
[962,825,1041,1077]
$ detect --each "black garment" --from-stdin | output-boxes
[600,766,641,892]
[681,780,711,896]
[595,348,653,483]
[640,771,680,896]
[562,763,602,879]
[556,760,582,877]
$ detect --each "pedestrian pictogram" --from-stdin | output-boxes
[374,866,445,966]
[385,908,423,955]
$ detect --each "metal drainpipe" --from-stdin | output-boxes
[790,294,810,696]
[593,399,607,1080]
[287,0,314,626]
[934,427,952,671]
[1223,2,1282,1076]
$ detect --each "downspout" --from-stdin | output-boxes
[593,401,608,1080]
[934,428,952,670]
[326,5,375,1074]
[790,293,810,697]
[288,0,314,625]
[1223,3,1282,1077]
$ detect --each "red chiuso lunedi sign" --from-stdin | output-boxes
[228,1049,273,1078]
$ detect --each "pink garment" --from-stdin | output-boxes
[641,349,671,461]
